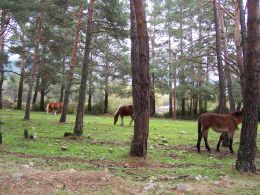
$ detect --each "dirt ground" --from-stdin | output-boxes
[0,165,142,195]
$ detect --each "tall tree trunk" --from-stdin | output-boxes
[24,0,45,120]
[32,76,40,105]
[179,2,185,117]
[234,0,245,96]
[168,35,173,117]
[173,62,177,120]
[150,28,156,117]
[130,0,150,157]
[60,84,64,102]
[59,57,66,102]
[17,55,26,110]
[0,10,8,109]
[236,0,260,172]
[60,1,83,123]
[87,67,93,112]
[218,5,235,147]
[104,55,109,114]
[74,0,95,135]
[39,77,46,111]
[219,8,236,112]
[213,0,226,114]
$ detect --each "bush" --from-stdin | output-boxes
[85,101,104,115]
[3,97,15,109]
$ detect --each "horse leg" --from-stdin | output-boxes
[120,116,124,126]
[129,115,134,126]
[197,129,203,153]
[228,131,234,153]
[203,130,211,152]
[216,133,224,152]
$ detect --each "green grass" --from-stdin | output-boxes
[0,109,260,194]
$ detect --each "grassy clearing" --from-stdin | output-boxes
[0,109,260,194]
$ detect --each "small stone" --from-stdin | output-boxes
[144,182,157,190]
[203,176,209,180]
[11,172,24,181]
[61,146,68,151]
[28,162,34,166]
[21,164,30,169]
[181,131,187,134]
[176,183,192,191]
[195,175,203,180]
[219,172,226,176]
[161,138,168,143]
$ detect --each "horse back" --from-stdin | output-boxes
[118,105,133,116]
[199,113,237,132]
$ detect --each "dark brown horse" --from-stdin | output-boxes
[197,109,243,153]
[114,105,134,126]
[46,102,64,115]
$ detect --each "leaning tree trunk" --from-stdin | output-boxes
[213,0,226,114]
[236,0,260,173]
[60,1,83,123]
[24,0,45,120]
[130,0,150,157]
[74,0,95,135]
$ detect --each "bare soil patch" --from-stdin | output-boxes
[0,168,142,195]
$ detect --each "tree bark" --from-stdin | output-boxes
[24,0,45,120]
[60,1,83,123]
[130,0,150,157]
[213,0,226,114]
[236,0,260,173]
[74,0,95,135]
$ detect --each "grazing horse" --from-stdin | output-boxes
[197,109,243,153]
[114,105,134,126]
[46,102,64,115]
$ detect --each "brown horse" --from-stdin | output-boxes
[197,109,243,153]
[114,105,134,126]
[46,102,64,115]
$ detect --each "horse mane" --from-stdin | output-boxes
[114,106,120,116]
[46,103,50,113]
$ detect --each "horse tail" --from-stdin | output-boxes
[46,103,50,114]
[114,107,120,125]
[198,116,201,135]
